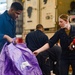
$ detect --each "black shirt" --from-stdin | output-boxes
[26,30,48,52]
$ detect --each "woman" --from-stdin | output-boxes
[33,14,75,75]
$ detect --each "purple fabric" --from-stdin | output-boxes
[0,43,42,75]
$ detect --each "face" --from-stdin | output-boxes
[10,9,22,20]
[59,18,67,28]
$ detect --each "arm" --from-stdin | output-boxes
[0,21,13,43]
[33,43,49,55]
[0,14,14,43]
[0,16,4,40]
[33,30,60,55]
[3,35,13,43]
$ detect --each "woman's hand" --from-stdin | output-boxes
[68,42,75,50]
[33,50,40,56]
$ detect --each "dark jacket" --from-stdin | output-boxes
[0,10,16,51]
[49,25,75,59]
[26,30,48,52]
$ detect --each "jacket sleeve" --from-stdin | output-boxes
[48,30,60,48]
[0,16,5,40]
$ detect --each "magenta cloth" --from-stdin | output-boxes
[0,43,42,75]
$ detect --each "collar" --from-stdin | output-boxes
[4,10,14,21]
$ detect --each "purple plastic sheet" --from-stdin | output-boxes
[0,43,42,75]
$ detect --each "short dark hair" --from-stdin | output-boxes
[10,2,23,11]
[36,24,43,30]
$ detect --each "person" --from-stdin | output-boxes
[33,14,75,75]
[68,1,75,15]
[0,2,23,52]
[25,24,50,75]
[48,45,62,75]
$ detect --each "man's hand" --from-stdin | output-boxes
[3,35,13,43]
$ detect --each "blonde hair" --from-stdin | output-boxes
[59,14,69,21]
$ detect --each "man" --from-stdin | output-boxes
[25,24,50,75]
[0,2,23,52]
[48,45,61,75]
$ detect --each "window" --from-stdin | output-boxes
[0,0,7,14]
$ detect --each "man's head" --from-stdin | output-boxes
[36,24,44,32]
[8,2,23,20]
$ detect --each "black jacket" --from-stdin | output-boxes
[49,25,75,59]
[26,30,48,52]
